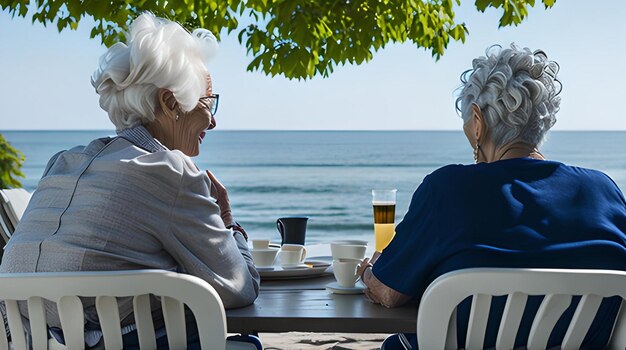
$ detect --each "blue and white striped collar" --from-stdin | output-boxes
[117,125,168,153]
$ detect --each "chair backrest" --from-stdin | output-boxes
[0,189,31,238]
[0,206,11,246]
[417,268,626,350]
[0,270,228,350]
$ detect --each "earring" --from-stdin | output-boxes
[175,114,179,121]
[473,140,481,163]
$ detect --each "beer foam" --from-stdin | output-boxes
[372,201,395,205]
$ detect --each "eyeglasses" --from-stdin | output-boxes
[199,94,219,117]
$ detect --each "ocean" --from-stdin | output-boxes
[2,130,626,245]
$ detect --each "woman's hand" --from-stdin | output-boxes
[206,170,233,227]
[357,257,373,279]
[359,255,412,308]
[357,251,380,278]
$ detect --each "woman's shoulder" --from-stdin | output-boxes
[94,137,198,175]
[424,163,474,185]
[50,136,203,184]
[123,148,196,173]
[428,158,570,179]
[560,162,612,179]
[423,159,566,190]
[427,159,622,193]
[429,163,469,177]
[556,162,624,193]
[512,157,618,185]
[409,164,475,201]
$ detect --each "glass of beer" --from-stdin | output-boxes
[372,189,397,252]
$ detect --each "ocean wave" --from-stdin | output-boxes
[242,221,372,231]
[230,186,342,194]
[203,162,443,168]
[308,223,372,231]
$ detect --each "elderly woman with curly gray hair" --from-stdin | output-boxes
[359,44,626,349]
[1,13,260,349]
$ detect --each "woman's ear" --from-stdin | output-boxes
[471,103,484,141]
[157,88,178,120]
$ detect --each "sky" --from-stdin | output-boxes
[1,1,625,131]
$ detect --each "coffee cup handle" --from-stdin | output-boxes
[276,219,285,245]
[301,246,307,262]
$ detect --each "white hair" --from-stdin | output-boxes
[91,13,218,132]
[455,44,562,147]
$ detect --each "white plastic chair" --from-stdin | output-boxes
[0,206,11,245]
[0,269,251,350]
[417,268,626,350]
[0,188,31,241]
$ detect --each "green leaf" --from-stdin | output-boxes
[0,134,25,189]
[19,3,28,16]
[476,0,491,12]
[56,17,66,31]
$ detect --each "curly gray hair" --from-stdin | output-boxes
[91,13,218,132]
[455,44,562,147]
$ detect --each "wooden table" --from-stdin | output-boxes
[225,274,417,334]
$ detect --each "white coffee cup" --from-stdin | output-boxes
[251,248,279,267]
[278,244,307,266]
[252,239,271,249]
[332,258,361,288]
[331,241,367,260]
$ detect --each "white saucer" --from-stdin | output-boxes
[280,264,309,270]
[255,263,319,271]
[258,260,332,280]
[326,281,366,294]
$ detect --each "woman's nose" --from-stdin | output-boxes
[208,116,216,130]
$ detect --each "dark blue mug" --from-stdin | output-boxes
[276,217,308,246]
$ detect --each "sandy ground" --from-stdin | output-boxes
[259,332,389,350]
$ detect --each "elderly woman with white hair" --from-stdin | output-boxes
[0,13,260,349]
[358,45,626,349]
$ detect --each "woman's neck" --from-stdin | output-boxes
[494,142,544,161]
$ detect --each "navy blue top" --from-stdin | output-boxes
[373,158,626,348]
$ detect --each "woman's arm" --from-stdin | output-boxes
[170,167,260,307]
[140,154,260,308]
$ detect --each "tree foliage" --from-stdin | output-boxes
[0,135,25,189]
[1,0,556,80]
